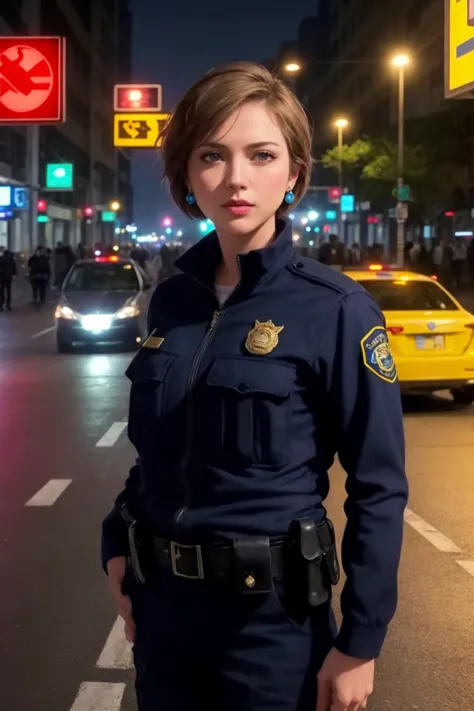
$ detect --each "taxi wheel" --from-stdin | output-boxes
[451,387,474,406]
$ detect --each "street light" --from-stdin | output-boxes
[284,62,301,73]
[334,117,350,239]
[110,200,121,211]
[391,52,411,266]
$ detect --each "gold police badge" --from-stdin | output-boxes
[245,320,284,355]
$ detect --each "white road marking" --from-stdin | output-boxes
[30,326,55,339]
[96,615,133,669]
[456,560,474,578]
[25,479,72,507]
[69,682,126,711]
[96,422,127,448]
[404,508,462,553]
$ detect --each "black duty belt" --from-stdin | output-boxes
[153,536,285,582]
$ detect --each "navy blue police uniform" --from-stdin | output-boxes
[102,217,408,711]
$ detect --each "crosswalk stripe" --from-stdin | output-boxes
[96,616,133,669]
[96,422,128,448]
[404,508,462,553]
[25,479,72,507]
[69,682,126,711]
[456,560,474,578]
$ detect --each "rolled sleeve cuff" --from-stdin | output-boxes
[334,621,388,659]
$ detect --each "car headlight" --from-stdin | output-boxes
[55,305,77,320]
[116,304,140,319]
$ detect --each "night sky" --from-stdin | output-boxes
[131,0,317,233]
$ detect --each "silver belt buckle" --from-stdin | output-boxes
[170,541,204,580]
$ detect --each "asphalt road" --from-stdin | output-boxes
[0,289,473,711]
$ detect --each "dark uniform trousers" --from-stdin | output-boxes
[125,566,337,711]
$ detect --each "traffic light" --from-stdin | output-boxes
[37,199,47,212]
[114,84,162,111]
[84,206,94,217]
[444,210,455,217]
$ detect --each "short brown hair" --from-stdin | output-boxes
[160,62,313,219]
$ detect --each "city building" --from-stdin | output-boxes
[0,0,133,253]
[273,0,473,249]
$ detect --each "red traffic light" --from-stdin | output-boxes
[37,199,47,212]
[444,210,455,217]
[114,84,162,111]
[328,187,342,202]
[84,206,94,217]
[367,216,379,224]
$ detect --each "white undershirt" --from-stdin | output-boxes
[215,283,235,307]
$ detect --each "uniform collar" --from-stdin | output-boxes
[175,218,294,288]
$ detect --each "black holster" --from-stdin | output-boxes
[289,517,340,607]
[121,503,154,584]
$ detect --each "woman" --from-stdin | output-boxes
[102,62,408,711]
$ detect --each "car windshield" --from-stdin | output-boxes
[358,279,459,311]
[64,262,139,291]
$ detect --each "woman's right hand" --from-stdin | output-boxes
[106,556,136,643]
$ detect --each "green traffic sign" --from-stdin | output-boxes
[46,163,74,190]
[394,185,410,201]
[101,211,116,222]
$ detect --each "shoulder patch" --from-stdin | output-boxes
[361,326,397,383]
[287,258,363,296]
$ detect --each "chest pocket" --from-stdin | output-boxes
[125,349,176,451]
[205,356,294,467]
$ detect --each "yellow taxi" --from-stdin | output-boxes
[344,265,474,405]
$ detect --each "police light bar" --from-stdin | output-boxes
[94,255,119,263]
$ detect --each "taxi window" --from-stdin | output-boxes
[64,263,140,291]
[358,279,459,311]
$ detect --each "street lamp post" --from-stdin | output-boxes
[334,118,349,241]
[392,53,410,266]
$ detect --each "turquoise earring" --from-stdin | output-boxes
[284,190,295,204]
[185,190,196,205]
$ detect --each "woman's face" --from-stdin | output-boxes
[187,101,298,237]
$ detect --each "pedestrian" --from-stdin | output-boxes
[0,245,17,312]
[27,245,50,306]
[452,238,467,289]
[102,61,408,711]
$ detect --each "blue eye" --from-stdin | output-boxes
[201,152,221,163]
[255,151,275,162]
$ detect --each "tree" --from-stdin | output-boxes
[320,132,464,220]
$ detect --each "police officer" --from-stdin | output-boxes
[102,62,408,711]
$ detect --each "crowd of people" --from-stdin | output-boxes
[1,233,474,313]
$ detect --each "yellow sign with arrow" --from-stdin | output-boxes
[113,112,170,148]
[445,0,474,97]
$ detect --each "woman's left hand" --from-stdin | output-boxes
[316,648,374,711]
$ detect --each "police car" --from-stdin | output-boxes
[54,255,152,353]
[344,265,474,405]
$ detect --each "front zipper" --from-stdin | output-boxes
[173,257,242,529]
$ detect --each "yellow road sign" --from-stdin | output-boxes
[446,0,474,97]
[113,112,170,148]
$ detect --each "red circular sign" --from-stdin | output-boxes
[0,37,65,124]
[0,45,54,112]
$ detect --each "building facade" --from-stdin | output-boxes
[273,0,473,248]
[0,0,133,253]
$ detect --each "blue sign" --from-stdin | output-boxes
[0,186,12,208]
[13,187,29,210]
[325,210,337,221]
[340,194,355,213]
[0,209,13,220]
